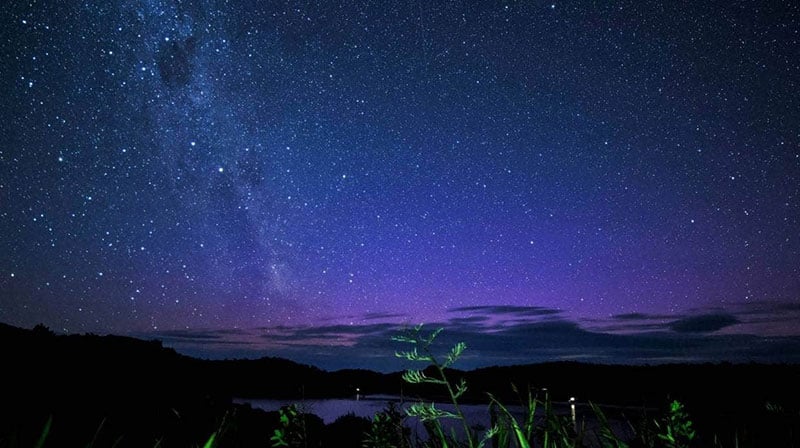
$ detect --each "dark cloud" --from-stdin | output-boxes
[593,321,669,333]
[608,312,673,322]
[669,313,740,333]
[612,313,650,321]
[590,313,672,333]
[776,302,800,312]
[733,300,800,316]
[450,305,562,317]
[147,305,800,371]
[448,315,491,325]
[258,323,400,342]
[212,328,250,336]
[152,330,224,340]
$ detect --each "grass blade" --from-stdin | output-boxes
[489,394,531,448]
[85,417,106,448]
[34,416,52,448]
[202,432,217,448]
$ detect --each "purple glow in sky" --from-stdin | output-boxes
[1,0,798,370]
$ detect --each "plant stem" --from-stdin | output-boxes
[425,345,475,448]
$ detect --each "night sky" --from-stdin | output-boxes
[1,0,799,370]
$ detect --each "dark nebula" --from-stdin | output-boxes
[156,37,196,88]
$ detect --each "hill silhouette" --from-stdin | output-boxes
[0,322,404,446]
[1,323,799,446]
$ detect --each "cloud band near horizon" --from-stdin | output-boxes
[143,300,800,372]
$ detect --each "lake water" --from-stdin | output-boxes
[236,395,563,429]
[236,395,413,424]
[236,395,635,445]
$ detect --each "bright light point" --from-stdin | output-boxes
[190,141,196,146]
[690,219,695,223]
[551,4,556,8]
[218,167,224,173]
[58,156,63,162]
[10,273,14,278]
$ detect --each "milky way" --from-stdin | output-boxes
[1,1,798,367]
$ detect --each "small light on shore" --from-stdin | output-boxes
[570,396,577,428]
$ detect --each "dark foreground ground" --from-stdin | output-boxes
[1,323,798,446]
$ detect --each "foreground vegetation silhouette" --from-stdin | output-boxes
[373,325,699,448]
[1,322,799,446]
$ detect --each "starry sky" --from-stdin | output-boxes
[1,0,799,370]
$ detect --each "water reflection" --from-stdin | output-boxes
[237,395,636,445]
[237,395,405,424]
[235,395,551,426]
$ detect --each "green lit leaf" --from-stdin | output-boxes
[201,432,216,448]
